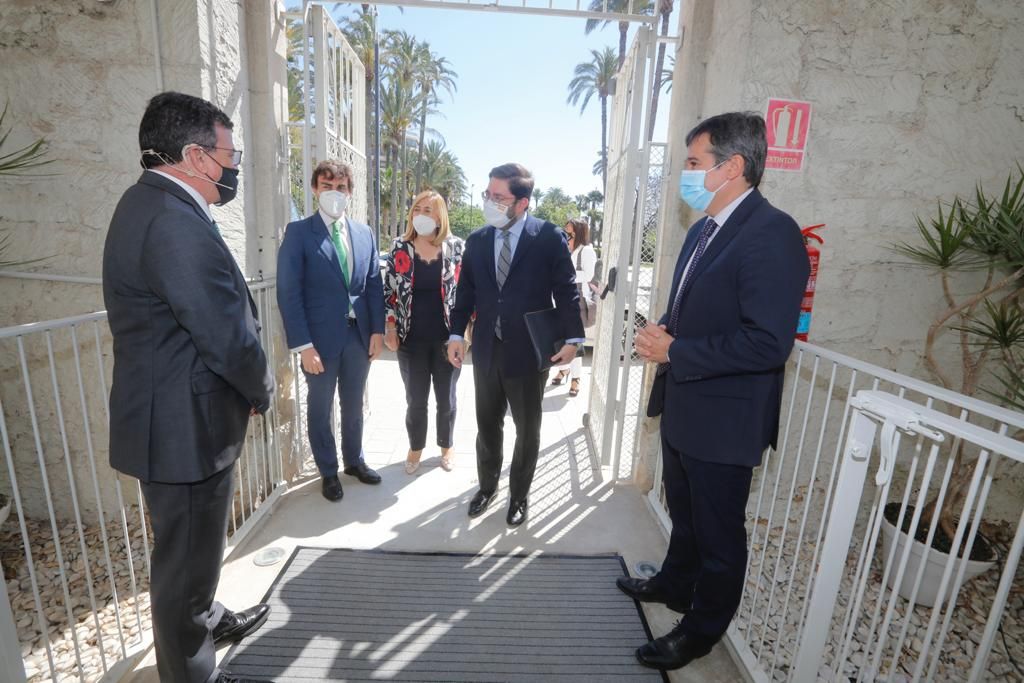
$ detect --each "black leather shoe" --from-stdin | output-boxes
[635,625,716,670]
[343,462,382,484]
[468,490,495,518]
[321,475,344,501]
[212,604,270,646]
[506,499,528,526]
[616,576,690,613]
[215,671,273,683]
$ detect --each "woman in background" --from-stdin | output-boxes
[551,218,597,397]
[384,191,465,474]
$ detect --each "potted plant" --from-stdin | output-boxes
[888,165,1024,606]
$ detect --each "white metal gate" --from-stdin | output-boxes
[300,3,367,222]
[584,26,670,480]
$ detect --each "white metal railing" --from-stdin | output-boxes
[720,341,1024,682]
[0,279,296,683]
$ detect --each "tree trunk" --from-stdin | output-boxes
[388,143,398,240]
[618,22,628,70]
[414,89,428,195]
[600,94,608,196]
[365,75,376,229]
[646,11,670,142]
[399,132,409,229]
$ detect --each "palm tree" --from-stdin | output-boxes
[341,8,378,224]
[412,44,457,194]
[567,47,618,193]
[381,30,420,233]
[586,189,604,210]
[532,188,545,209]
[419,140,467,203]
[646,0,674,141]
[660,54,674,94]
[380,80,416,238]
[584,0,654,69]
[575,194,589,213]
[592,150,606,179]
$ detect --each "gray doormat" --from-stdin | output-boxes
[222,547,668,682]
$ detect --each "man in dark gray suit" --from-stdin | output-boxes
[103,92,275,683]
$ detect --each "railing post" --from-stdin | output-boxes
[0,558,27,683]
[791,405,878,680]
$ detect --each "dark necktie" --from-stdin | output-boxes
[656,218,719,376]
[495,228,512,339]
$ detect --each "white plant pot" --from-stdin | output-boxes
[880,514,995,608]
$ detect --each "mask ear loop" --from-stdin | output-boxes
[178,144,234,191]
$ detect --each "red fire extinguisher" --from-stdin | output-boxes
[797,224,825,342]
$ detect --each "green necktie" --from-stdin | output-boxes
[330,220,351,285]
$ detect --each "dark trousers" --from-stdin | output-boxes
[304,327,370,476]
[397,337,460,450]
[473,337,546,502]
[140,465,234,683]
[656,431,754,640]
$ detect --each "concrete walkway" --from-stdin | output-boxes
[126,351,741,682]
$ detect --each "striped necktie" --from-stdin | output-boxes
[494,228,512,339]
[656,218,718,376]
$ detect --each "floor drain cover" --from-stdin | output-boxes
[253,547,286,567]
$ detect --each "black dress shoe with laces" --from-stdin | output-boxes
[321,475,344,501]
[635,624,716,670]
[616,576,690,613]
[506,499,528,527]
[212,604,271,646]
[343,462,382,484]
[215,671,274,682]
[468,490,495,517]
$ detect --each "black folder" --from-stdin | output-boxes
[523,308,565,372]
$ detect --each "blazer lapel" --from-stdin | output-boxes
[687,190,766,285]
[481,226,498,288]
[507,215,539,275]
[314,213,347,288]
[347,217,366,290]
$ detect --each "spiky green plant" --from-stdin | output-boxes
[893,165,1024,548]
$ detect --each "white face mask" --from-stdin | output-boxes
[319,190,349,219]
[412,214,437,236]
[483,199,513,229]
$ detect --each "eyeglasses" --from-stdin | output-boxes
[482,190,515,206]
[203,146,243,165]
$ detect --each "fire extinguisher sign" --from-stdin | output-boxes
[765,98,812,172]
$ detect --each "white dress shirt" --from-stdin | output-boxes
[675,187,754,295]
[148,169,213,222]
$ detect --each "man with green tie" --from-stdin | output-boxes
[277,160,386,501]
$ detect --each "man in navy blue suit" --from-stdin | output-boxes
[623,113,809,670]
[447,163,584,526]
[277,160,386,502]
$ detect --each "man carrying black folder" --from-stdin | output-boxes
[447,163,583,526]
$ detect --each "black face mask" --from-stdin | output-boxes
[213,166,239,206]
[202,150,239,206]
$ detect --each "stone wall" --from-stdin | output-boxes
[0,0,290,523]
[638,0,1024,514]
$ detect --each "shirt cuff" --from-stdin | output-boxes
[291,343,314,353]
[448,334,464,342]
[566,338,585,344]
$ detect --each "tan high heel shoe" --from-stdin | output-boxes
[405,449,422,475]
[440,447,454,472]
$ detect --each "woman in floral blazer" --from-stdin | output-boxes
[383,190,465,474]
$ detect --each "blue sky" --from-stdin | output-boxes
[318,2,674,201]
